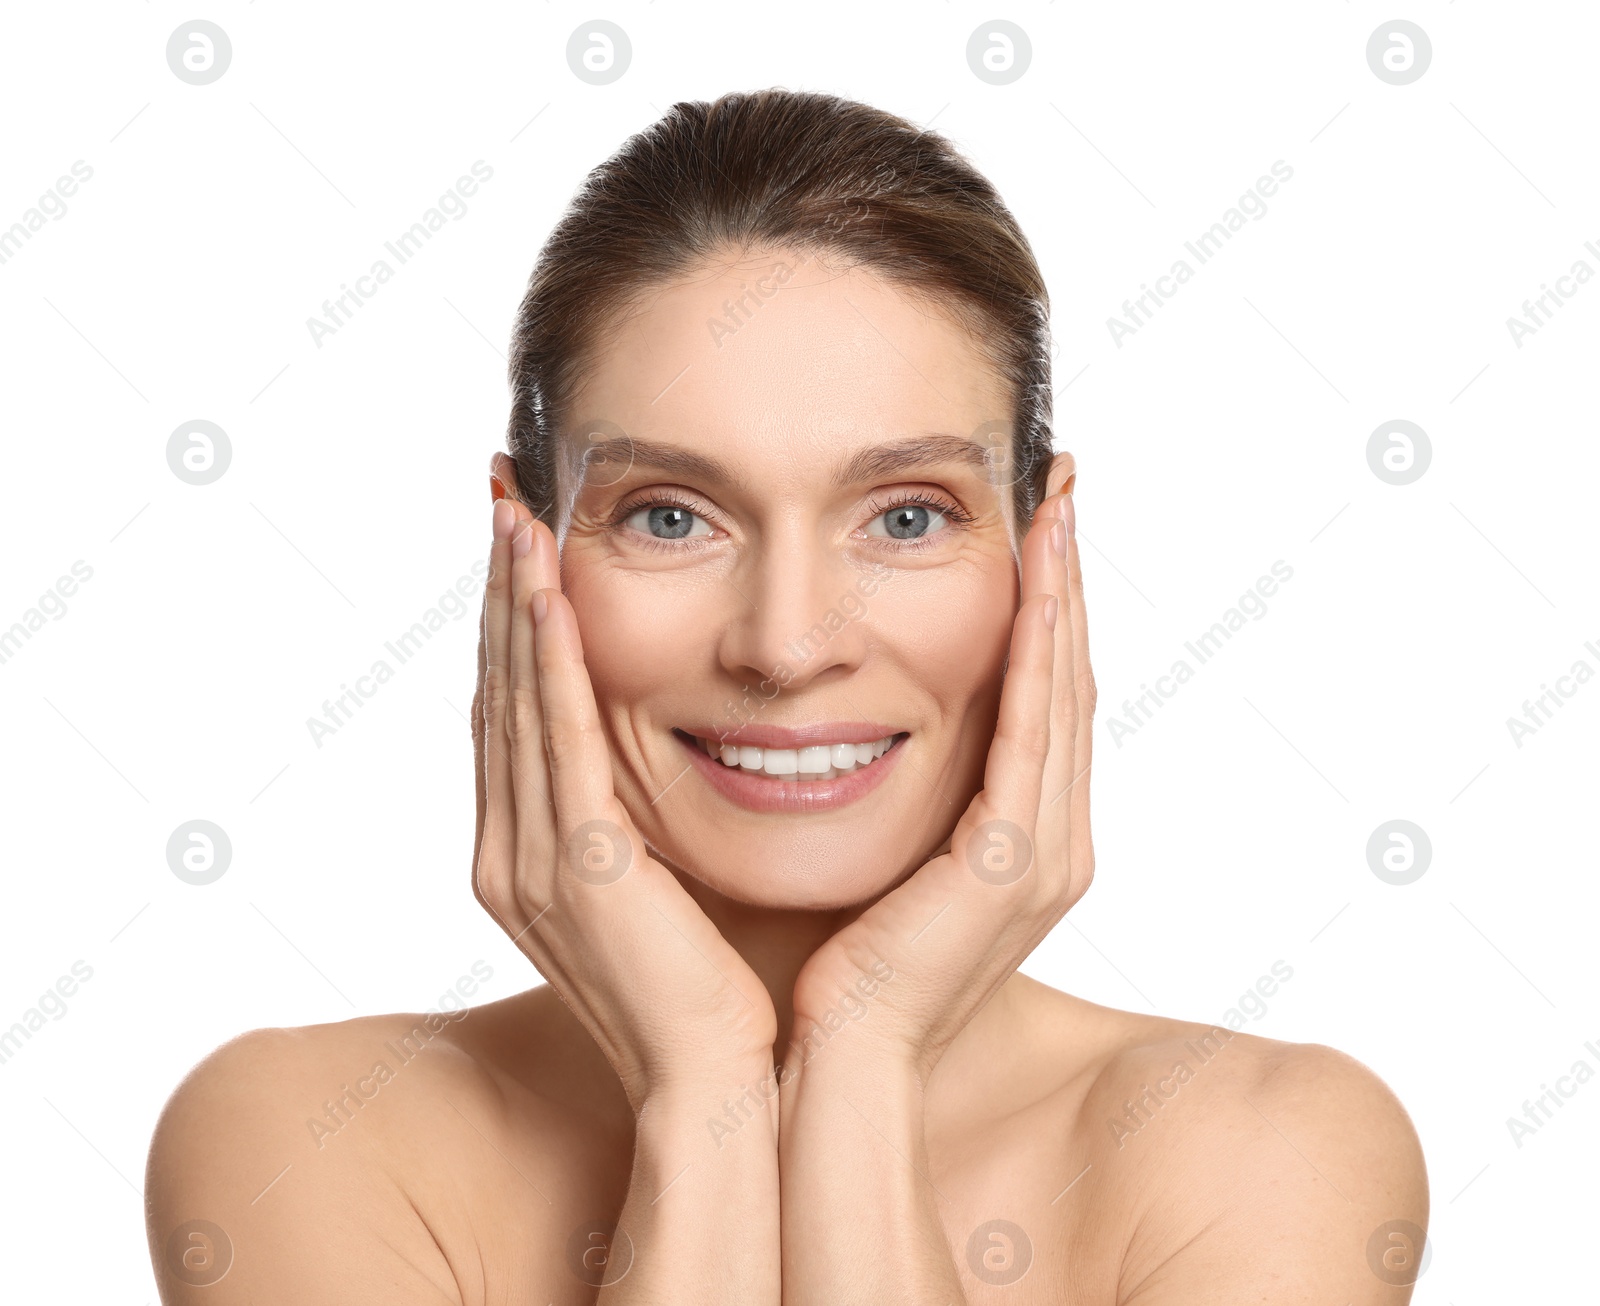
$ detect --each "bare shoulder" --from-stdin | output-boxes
[1063,998,1430,1304]
[143,996,551,1304]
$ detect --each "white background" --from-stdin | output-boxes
[1,2,1594,1299]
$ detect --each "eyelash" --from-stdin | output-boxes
[608,489,977,553]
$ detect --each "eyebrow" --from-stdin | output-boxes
[831,434,993,487]
[575,433,993,491]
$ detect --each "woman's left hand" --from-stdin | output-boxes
[789,485,1094,1083]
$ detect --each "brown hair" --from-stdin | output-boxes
[505,88,1054,531]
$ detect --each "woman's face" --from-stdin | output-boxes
[557,248,1029,910]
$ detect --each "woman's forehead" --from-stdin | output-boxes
[571,256,1010,456]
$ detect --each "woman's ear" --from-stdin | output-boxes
[489,450,520,503]
[1046,449,1077,498]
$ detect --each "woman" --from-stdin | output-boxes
[145,90,1428,1302]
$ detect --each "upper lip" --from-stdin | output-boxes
[677,723,905,749]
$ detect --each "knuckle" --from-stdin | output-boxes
[543,714,591,762]
[482,663,510,722]
[1078,669,1099,718]
[510,567,535,610]
[1015,713,1051,760]
[506,684,540,745]
[473,864,511,919]
[1055,688,1081,733]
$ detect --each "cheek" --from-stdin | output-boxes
[565,568,697,712]
[869,564,1017,704]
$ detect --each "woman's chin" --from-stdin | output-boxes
[655,846,913,914]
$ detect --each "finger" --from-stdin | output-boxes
[476,496,519,920]
[530,583,628,872]
[1061,492,1096,894]
[471,568,488,872]
[1031,494,1080,870]
[506,511,559,861]
[962,557,1057,874]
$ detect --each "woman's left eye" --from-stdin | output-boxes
[623,503,713,541]
[865,502,951,542]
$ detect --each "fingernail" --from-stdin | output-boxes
[1063,472,1076,496]
[1051,519,1067,557]
[1059,494,1075,538]
[532,590,549,625]
[492,497,514,541]
[511,521,533,558]
[1043,595,1059,629]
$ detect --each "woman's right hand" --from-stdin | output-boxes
[470,493,777,1110]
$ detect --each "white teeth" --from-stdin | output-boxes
[689,732,901,781]
[762,749,798,776]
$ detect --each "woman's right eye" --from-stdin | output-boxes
[623,503,713,542]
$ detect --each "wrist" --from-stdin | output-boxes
[780,1033,927,1102]
[788,953,932,1085]
[635,1055,781,1143]
[778,1044,930,1170]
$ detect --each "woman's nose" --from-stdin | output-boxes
[715,541,871,689]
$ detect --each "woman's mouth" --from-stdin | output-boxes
[675,729,906,780]
[670,726,909,813]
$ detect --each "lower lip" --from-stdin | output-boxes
[673,730,907,814]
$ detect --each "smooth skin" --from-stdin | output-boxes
[145,250,1427,1304]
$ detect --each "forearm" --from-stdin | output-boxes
[779,1050,964,1305]
[599,1062,782,1305]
